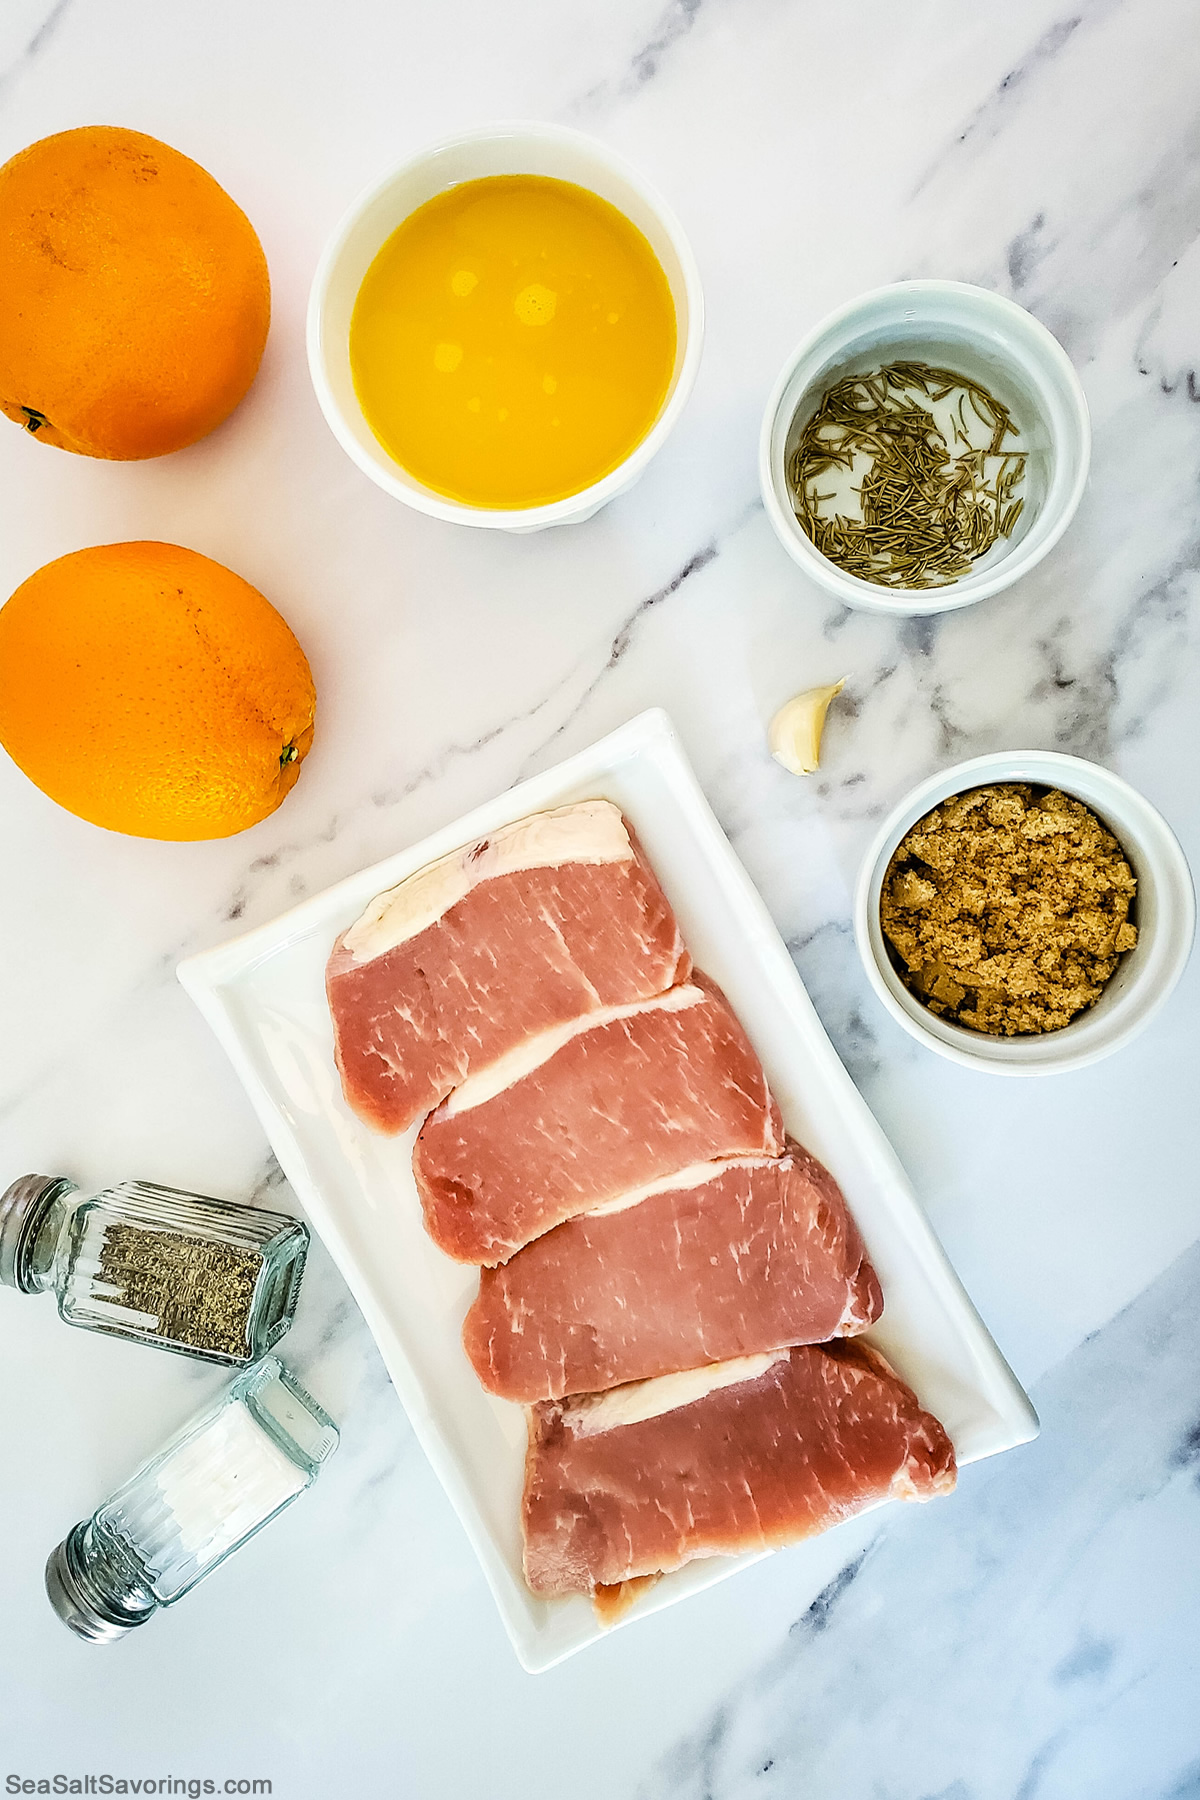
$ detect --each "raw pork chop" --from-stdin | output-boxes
[326,801,689,1133]
[522,1341,956,1597]
[413,975,784,1264]
[463,1143,883,1400]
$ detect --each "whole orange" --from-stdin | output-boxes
[0,542,315,839]
[0,126,270,459]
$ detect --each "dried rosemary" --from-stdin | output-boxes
[95,1223,262,1358]
[787,361,1027,589]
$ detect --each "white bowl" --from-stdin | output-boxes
[854,751,1195,1075]
[307,122,704,532]
[760,281,1091,615]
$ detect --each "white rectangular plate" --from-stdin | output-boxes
[179,709,1037,1671]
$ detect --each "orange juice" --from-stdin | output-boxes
[349,175,677,508]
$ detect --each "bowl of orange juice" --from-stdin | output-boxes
[308,122,704,531]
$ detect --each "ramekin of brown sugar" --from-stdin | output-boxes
[854,751,1194,1074]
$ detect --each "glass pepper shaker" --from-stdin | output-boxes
[45,1356,338,1642]
[0,1174,309,1365]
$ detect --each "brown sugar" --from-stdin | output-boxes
[879,784,1138,1035]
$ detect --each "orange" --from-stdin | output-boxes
[0,542,315,840]
[0,126,270,460]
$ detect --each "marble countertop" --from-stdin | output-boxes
[1,1,1198,1794]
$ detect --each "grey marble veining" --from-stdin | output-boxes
[0,0,73,97]
[648,1235,1200,1800]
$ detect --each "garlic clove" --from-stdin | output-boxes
[768,679,846,775]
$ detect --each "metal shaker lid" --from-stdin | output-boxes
[0,1175,71,1291]
[45,1524,154,1644]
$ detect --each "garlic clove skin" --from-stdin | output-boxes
[768,679,846,775]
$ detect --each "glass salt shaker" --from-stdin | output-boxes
[45,1356,338,1641]
[0,1174,309,1365]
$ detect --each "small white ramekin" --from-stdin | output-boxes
[760,281,1091,615]
[307,121,704,532]
[854,751,1195,1075]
